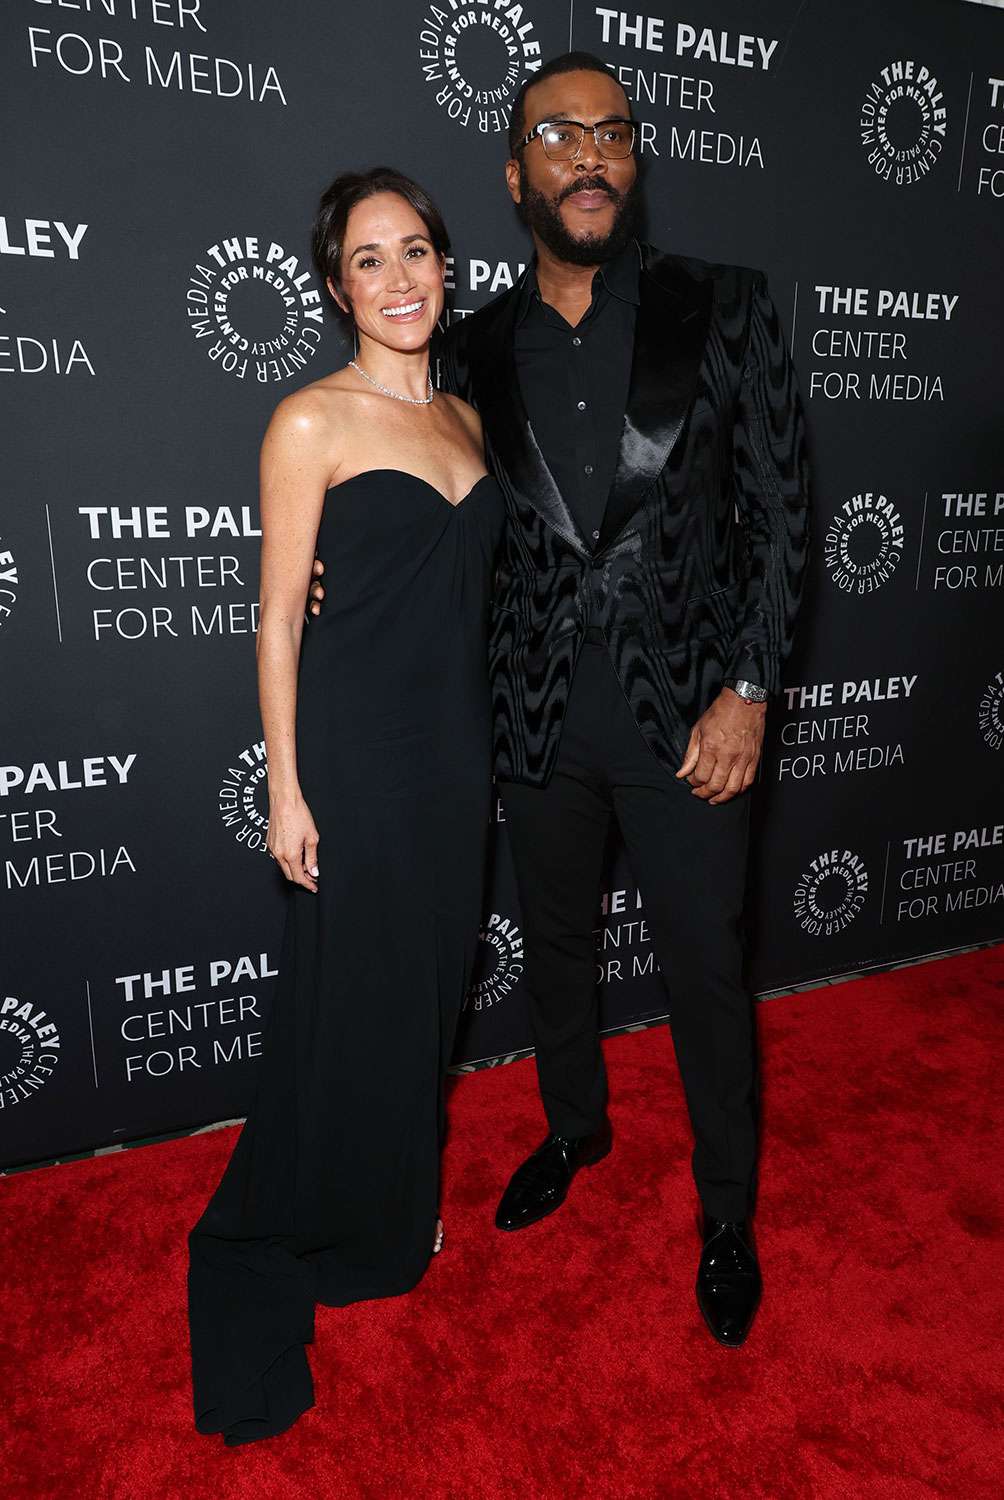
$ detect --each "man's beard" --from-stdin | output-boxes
[517,163,641,265]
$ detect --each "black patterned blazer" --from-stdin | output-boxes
[439,242,810,789]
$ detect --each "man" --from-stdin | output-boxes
[312,52,809,1347]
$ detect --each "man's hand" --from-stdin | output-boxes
[307,557,325,616]
[675,688,766,804]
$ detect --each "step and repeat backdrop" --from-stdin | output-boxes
[2,0,1003,1168]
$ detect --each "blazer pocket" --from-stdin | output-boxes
[682,580,742,639]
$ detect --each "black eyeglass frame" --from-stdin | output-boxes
[515,117,639,160]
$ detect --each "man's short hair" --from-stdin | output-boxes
[507,51,623,157]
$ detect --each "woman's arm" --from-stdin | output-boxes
[257,391,332,891]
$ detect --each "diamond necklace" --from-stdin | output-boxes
[348,359,434,405]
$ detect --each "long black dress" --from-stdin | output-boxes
[188,468,503,1445]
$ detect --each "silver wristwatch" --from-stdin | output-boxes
[723,677,769,704]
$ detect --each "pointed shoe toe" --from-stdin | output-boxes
[494,1123,612,1232]
[695,1215,762,1348]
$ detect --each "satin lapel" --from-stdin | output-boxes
[469,287,591,560]
[597,259,713,552]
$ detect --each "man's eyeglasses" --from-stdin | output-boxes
[516,117,638,161]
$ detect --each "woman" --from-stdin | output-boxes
[187,168,502,1445]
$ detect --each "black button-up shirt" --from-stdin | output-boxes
[513,239,639,548]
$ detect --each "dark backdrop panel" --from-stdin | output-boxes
[2,0,1002,1167]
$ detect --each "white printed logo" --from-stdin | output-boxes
[186,235,323,382]
[418,0,541,133]
[0,536,19,629]
[793,849,869,936]
[824,492,905,595]
[0,993,61,1107]
[218,740,270,853]
[466,912,524,1010]
[860,60,948,187]
[978,672,1004,751]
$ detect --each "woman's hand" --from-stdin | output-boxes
[267,792,320,892]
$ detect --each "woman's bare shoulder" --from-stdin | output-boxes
[268,368,359,429]
[263,369,371,464]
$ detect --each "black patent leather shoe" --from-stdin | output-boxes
[495,1120,613,1231]
[695,1212,762,1347]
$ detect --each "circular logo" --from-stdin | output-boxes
[859,60,948,186]
[218,740,270,852]
[186,234,324,382]
[793,849,869,937]
[0,534,18,629]
[466,912,524,1011]
[0,993,60,1106]
[977,672,1004,750]
[824,491,905,595]
[418,0,539,133]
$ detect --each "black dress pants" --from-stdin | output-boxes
[499,637,759,1222]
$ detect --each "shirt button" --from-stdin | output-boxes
[592,529,600,540]
[572,336,582,346]
[584,464,594,475]
[577,400,587,411]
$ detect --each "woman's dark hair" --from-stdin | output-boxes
[311,167,450,318]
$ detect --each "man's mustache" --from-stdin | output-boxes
[559,177,620,204]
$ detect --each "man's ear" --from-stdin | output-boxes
[504,158,521,205]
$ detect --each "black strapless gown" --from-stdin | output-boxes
[188,469,503,1445]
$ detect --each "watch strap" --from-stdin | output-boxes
[723,677,769,703]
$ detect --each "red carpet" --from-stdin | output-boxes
[3,947,1002,1498]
